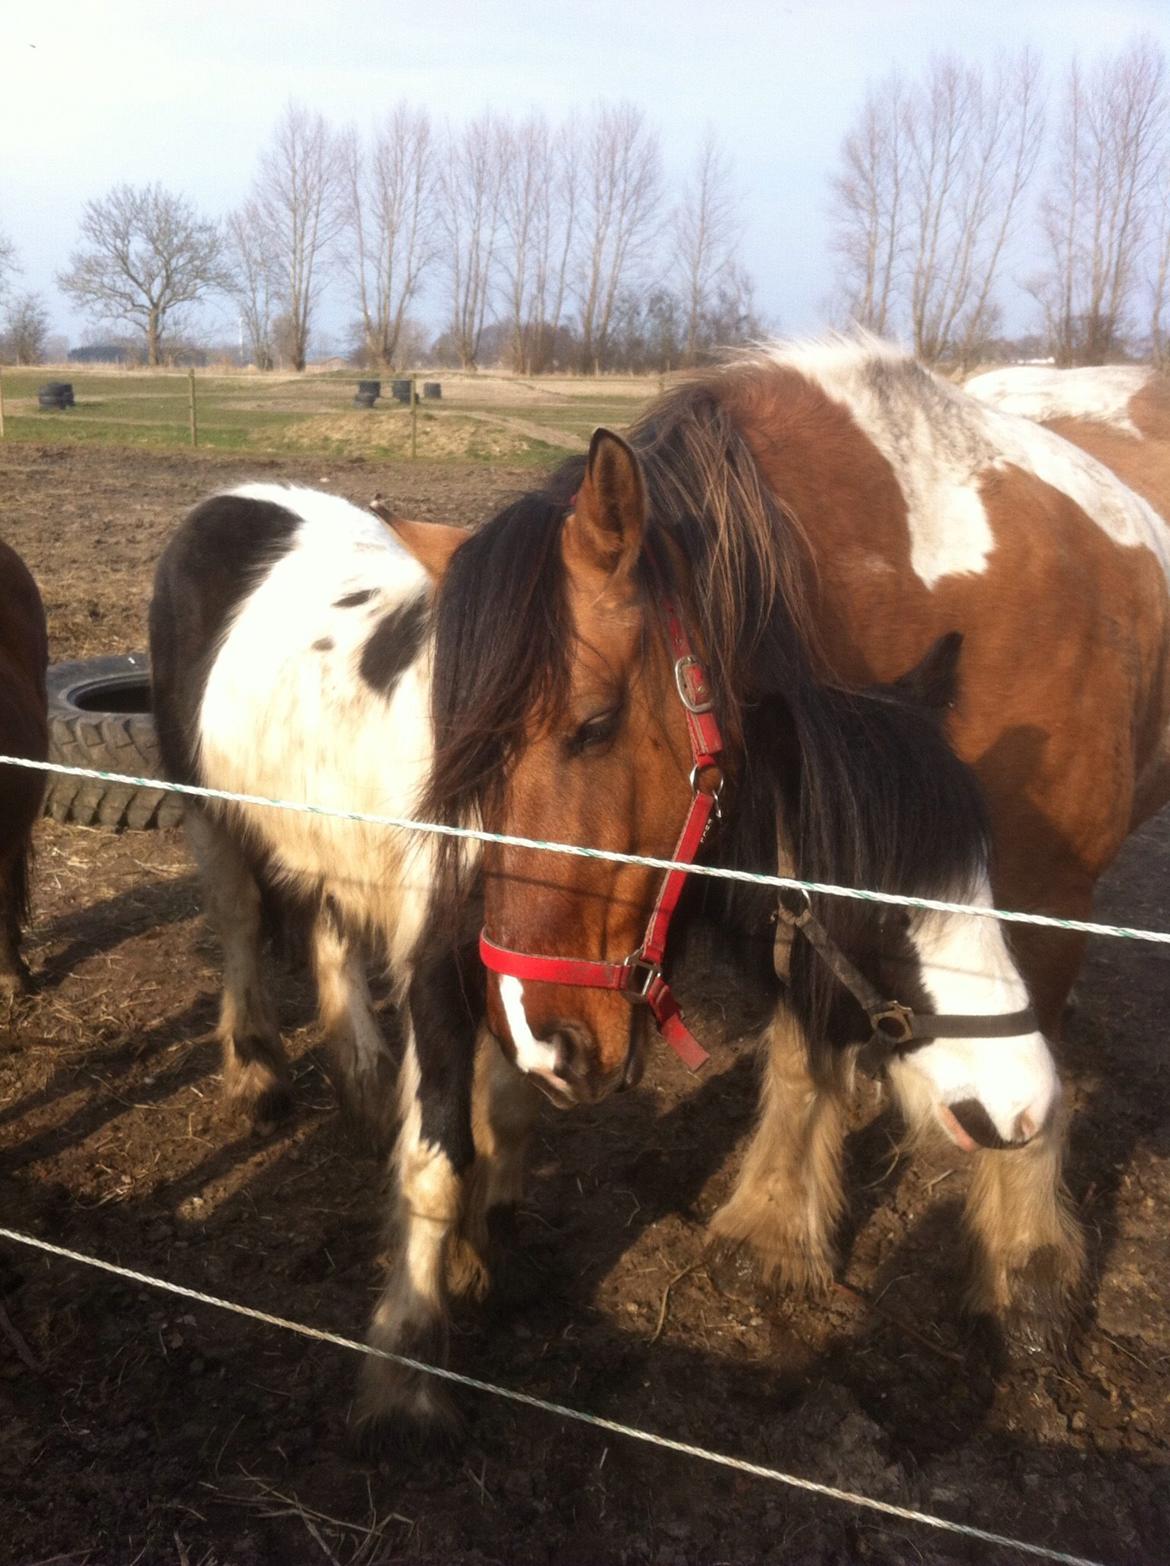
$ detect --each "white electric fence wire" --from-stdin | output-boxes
[0,1225,1107,1566]
[2,753,1166,947]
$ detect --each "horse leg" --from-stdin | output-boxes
[961,1110,1085,1346]
[186,808,291,1129]
[311,905,395,1144]
[357,945,477,1441]
[708,1006,846,1293]
[0,842,32,1000]
[962,905,1086,1341]
[447,1029,540,1301]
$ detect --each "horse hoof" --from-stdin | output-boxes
[0,960,33,1002]
[333,1059,398,1156]
[352,1366,462,1457]
[966,1243,1082,1354]
[704,1232,835,1300]
[250,1081,293,1134]
[703,1237,759,1296]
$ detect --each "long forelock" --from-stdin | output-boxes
[425,466,583,839]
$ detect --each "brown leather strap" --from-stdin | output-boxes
[776,892,1037,1075]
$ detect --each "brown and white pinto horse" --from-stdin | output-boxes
[391,341,1170,1426]
[0,540,48,996]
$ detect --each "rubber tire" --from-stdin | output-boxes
[44,654,185,831]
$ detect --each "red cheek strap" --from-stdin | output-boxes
[477,538,720,1074]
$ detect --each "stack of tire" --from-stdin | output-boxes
[38,383,75,410]
[43,655,184,830]
[354,379,381,408]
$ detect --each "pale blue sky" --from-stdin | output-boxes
[4,0,1168,351]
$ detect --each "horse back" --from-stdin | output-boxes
[723,348,1170,900]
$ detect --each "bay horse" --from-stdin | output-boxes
[399,340,1170,1429]
[0,540,48,997]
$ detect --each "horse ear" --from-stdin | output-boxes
[892,631,964,713]
[564,428,646,579]
[371,499,467,580]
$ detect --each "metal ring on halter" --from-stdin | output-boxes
[689,762,724,797]
[868,1002,916,1046]
[777,885,813,923]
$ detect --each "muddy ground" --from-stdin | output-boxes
[0,441,1166,1566]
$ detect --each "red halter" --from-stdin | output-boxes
[478,542,723,1072]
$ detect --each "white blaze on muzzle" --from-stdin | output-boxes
[497,974,562,1081]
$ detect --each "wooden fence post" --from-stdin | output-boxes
[188,367,198,448]
[0,364,6,440]
[410,373,418,460]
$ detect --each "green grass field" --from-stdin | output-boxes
[0,367,658,464]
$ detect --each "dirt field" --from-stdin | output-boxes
[0,441,1167,1566]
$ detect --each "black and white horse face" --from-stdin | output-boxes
[763,637,1059,1156]
[802,894,1059,1151]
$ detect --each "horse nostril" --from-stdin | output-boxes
[540,1023,591,1085]
[1016,1110,1037,1143]
[949,1097,1013,1151]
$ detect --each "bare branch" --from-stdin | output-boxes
[673,127,746,364]
[575,102,664,372]
[438,112,507,370]
[249,102,345,371]
[341,105,439,371]
[1032,37,1169,364]
[1,292,50,364]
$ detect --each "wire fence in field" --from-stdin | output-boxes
[0,748,1144,1566]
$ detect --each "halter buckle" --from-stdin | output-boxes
[623,953,663,1001]
[869,1002,916,1047]
[674,655,714,715]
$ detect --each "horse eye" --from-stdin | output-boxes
[567,710,619,755]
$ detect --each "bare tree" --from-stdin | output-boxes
[1,292,49,364]
[438,112,506,369]
[830,53,1043,364]
[224,201,278,369]
[341,105,439,371]
[0,225,17,304]
[673,127,745,364]
[575,103,664,372]
[250,103,344,371]
[1032,38,1169,364]
[1149,167,1170,365]
[906,52,1045,365]
[57,183,226,365]
[828,71,910,336]
[494,113,583,374]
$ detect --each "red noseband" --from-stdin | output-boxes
[478,540,723,1073]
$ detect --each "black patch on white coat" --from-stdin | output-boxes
[149,495,302,787]
[335,588,377,608]
[313,636,334,652]
[359,596,429,695]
